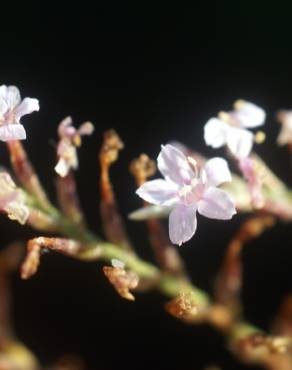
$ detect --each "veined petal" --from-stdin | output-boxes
[226,127,253,158]
[169,203,197,246]
[204,118,228,148]
[157,144,194,186]
[0,124,26,141]
[198,187,236,220]
[233,100,266,128]
[204,157,232,187]
[14,98,40,121]
[136,179,179,206]
[5,86,21,108]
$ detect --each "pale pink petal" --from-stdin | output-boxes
[136,179,179,206]
[58,116,75,137]
[14,98,39,121]
[5,86,21,108]
[204,118,229,148]
[232,101,266,128]
[226,127,253,158]
[78,122,94,136]
[157,144,194,186]
[0,172,29,224]
[198,187,236,220]
[204,157,232,187]
[169,203,197,245]
[0,98,8,115]
[0,86,9,115]
[0,124,26,141]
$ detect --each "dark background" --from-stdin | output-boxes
[0,3,292,369]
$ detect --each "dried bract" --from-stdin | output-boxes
[103,264,139,301]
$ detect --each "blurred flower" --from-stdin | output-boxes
[0,85,39,141]
[277,110,292,146]
[239,157,264,208]
[136,144,236,246]
[55,117,94,177]
[204,100,266,159]
[0,172,29,224]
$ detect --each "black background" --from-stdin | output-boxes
[0,3,292,369]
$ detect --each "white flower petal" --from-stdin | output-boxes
[157,144,194,185]
[233,100,266,128]
[198,187,236,220]
[5,86,21,108]
[14,98,39,121]
[169,203,197,245]
[0,124,26,141]
[204,157,232,187]
[226,127,254,158]
[55,158,70,177]
[204,118,228,148]
[136,179,179,206]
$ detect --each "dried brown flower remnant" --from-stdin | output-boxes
[103,264,139,301]
[99,130,132,250]
[165,292,199,322]
[233,333,292,369]
[99,129,124,202]
[21,237,82,279]
[129,154,156,186]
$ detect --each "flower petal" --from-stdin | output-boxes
[14,98,39,121]
[0,124,26,141]
[78,121,95,136]
[136,179,179,206]
[204,157,232,187]
[5,86,21,108]
[55,158,71,177]
[169,203,197,245]
[233,100,266,128]
[198,187,236,220]
[157,144,194,186]
[204,118,228,148]
[226,127,253,158]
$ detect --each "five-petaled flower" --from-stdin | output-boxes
[0,85,39,141]
[55,116,94,177]
[204,100,266,159]
[0,171,29,224]
[136,144,236,246]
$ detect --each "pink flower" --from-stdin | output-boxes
[55,117,94,177]
[136,145,236,245]
[204,100,266,159]
[0,85,39,141]
[0,172,29,224]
